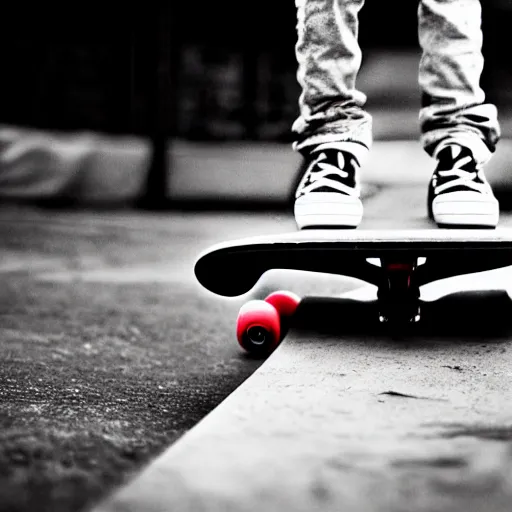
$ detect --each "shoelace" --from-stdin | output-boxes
[435,155,489,194]
[298,146,359,197]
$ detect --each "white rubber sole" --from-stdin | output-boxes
[294,192,363,229]
[432,191,499,228]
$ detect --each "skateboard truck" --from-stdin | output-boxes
[377,258,421,324]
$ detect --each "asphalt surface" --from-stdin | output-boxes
[0,205,298,512]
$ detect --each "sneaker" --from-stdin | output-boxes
[428,144,499,228]
[294,141,365,229]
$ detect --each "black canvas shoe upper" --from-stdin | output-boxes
[430,144,493,197]
[295,141,362,200]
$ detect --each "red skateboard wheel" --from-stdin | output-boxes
[236,300,280,354]
[264,290,301,317]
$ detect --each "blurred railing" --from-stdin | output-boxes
[0,2,510,205]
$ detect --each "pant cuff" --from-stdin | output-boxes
[423,131,494,166]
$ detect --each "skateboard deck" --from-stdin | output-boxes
[194,228,512,354]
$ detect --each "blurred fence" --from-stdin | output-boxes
[0,3,510,206]
[0,2,510,142]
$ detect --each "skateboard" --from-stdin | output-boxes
[194,228,512,355]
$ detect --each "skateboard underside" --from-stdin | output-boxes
[195,229,512,296]
[194,229,512,354]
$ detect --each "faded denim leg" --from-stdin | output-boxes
[418,0,501,165]
[292,0,372,153]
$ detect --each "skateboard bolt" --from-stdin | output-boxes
[247,326,267,345]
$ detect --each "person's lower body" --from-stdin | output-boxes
[292,0,369,228]
[292,0,500,230]
[419,0,500,227]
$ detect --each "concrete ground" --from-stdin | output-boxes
[0,144,512,511]
[0,206,294,512]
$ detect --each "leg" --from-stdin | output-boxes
[292,0,371,229]
[418,0,500,227]
[293,0,371,151]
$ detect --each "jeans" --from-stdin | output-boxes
[292,0,500,165]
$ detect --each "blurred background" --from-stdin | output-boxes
[0,1,511,208]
